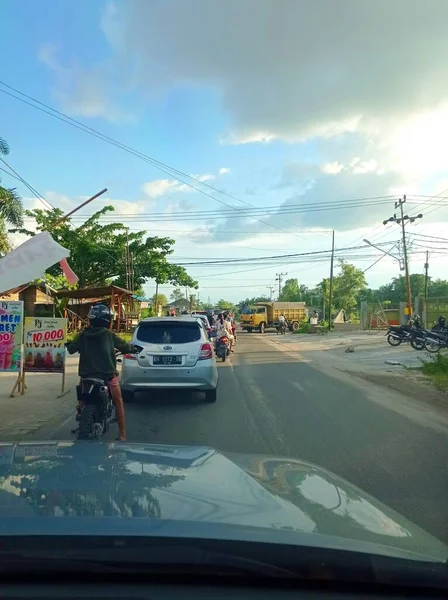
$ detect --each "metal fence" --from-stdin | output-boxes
[416,296,448,328]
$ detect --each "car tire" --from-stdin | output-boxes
[122,390,135,403]
[204,388,217,403]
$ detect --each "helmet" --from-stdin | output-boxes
[88,304,113,328]
[438,315,446,326]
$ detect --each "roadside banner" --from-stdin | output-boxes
[0,231,71,294]
[22,317,69,398]
[24,317,67,374]
[0,301,23,373]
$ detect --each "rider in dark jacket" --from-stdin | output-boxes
[66,304,135,441]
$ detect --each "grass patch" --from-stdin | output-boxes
[420,351,448,390]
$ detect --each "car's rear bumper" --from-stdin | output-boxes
[121,362,218,391]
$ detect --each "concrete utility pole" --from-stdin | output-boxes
[424,251,429,299]
[328,230,335,332]
[383,196,423,320]
[276,272,287,298]
[266,285,275,300]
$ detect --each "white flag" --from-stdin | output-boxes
[0,232,71,293]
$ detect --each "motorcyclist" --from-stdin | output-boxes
[65,304,136,441]
[216,313,235,352]
[278,313,287,334]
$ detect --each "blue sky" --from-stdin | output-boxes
[2,0,448,302]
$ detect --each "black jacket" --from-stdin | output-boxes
[66,327,133,379]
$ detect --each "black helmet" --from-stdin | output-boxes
[88,304,112,328]
[438,315,446,326]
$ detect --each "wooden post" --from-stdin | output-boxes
[57,363,70,398]
[117,292,122,333]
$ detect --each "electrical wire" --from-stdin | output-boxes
[0,81,317,242]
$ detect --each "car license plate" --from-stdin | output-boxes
[153,355,182,365]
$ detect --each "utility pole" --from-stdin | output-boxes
[383,196,423,321]
[266,285,275,300]
[328,230,335,331]
[275,272,287,298]
[424,251,429,299]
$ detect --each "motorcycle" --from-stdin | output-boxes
[386,316,425,349]
[386,324,412,346]
[277,321,287,335]
[215,336,231,362]
[423,327,448,353]
[71,350,131,441]
[72,376,115,440]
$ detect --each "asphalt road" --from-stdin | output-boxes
[46,332,448,543]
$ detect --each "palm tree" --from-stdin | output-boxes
[0,137,24,255]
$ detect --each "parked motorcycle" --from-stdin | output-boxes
[386,315,425,349]
[423,328,448,353]
[215,336,230,362]
[386,325,412,346]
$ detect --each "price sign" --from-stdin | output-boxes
[0,301,23,373]
[24,317,67,373]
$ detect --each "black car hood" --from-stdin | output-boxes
[0,441,446,562]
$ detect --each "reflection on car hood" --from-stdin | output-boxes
[0,441,446,561]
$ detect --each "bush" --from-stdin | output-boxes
[421,351,448,389]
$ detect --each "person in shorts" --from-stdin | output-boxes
[66,304,136,441]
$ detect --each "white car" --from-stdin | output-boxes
[120,317,218,403]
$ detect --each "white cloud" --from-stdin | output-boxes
[142,168,229,198]
[321,161,344,175]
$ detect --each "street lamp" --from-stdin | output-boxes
[363,239,404,271]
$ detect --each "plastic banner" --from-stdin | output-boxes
[23,317,67,373]
[0,301,23,372]
[0,231,70,294]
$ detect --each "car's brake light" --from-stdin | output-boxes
[124,354,137,360]
[199,342,213,360]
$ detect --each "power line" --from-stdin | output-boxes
[0,157,54,211]
[0,81,314,242]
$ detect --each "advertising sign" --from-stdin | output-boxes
[24,317,67,373]
[0,301,23,372]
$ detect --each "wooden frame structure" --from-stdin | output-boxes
[54,285,135,333]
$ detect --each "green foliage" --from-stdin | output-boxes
[279,279,309,302]
[237,296,269,311]
[0,137,24,248]
[295,322,310,334]
[152,293,168,308]
[170,288,185,302]
[140,307,153,319]
[11,206,198,291]
[421,351,448,390]
[216,299,234,310]
[318,260,366,316]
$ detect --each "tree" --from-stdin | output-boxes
[11,206,198,290]
[217,299,234,310]
[318,260,366,316]
[0,137,24,253]
[279,278,300,301]
[171,288,185,302]
[152,293,167,308]
[237,296,269,311]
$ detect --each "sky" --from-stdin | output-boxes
[2,0,448,303]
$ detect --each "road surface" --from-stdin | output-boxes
[32,333,448,543]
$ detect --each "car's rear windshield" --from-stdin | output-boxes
[136,321,202,344]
